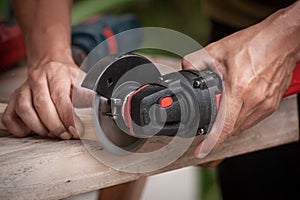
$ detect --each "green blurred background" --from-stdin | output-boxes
[71,0,211,45]
[0,0,211,45]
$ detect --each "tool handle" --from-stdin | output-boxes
[284,62,300,97]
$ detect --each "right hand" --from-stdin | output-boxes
[2,60,94,139]
[183,2,300,158]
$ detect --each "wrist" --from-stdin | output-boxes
[265,2,300,61]
[25,24,74,68]
[248,3,300,66]
[280,1,300,61]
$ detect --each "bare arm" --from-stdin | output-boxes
[2,0,93,139]
[13,0,73,64]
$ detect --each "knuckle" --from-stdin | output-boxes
[222,120,235,136]
[47,61,64,74]
[50,91,65,103]
[47,61,60,68]
[1,114,11,127]
[6,123,30,138]
[33,95,48,110]
[215,133,229,148]
[49,127,66,137]
[262,98,277,113]
[239,83,266,105]
[29,69,41,81]
[15,99,31,116]
[249,90,266,104]
[30,124,48,136]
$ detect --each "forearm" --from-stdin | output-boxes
[252,0,300,63]
[208,0,300,81]
[2,0,84,139]
[12,0,74,67]
[278,0,300,61]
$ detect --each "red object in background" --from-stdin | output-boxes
[0,23,26,71]
[284,62,300,97]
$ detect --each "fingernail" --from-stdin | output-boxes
[60,132,72,140]
[194,142,210,159]
[69,126,79,138]
[196,143,212,159]
[50,128,66,137]
[197,152,209,159]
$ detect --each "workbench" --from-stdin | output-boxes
[0,56,299,199]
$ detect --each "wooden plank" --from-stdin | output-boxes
[0,95,298,199]
[0,55,299,199]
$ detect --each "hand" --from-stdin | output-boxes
[2,60,94,139]
[183,5,300,158]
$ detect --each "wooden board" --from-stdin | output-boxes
[0,56,299,199]
[0,96,298,199]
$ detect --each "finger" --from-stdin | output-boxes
[2,93,31,137]
[48,75,78,138]
[240,93,281,131]
[14,85,48,136]
[49,82,74,131]
[237,77,284,131]
[234,77,269,130]
[69,111,83,139]
[72,85,95,108]
[182,48,216,71]
[31,77,70,139]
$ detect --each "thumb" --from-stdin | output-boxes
[72,69,96,108]
[182,48,215,71]
[72,85,96,108]
[69,111,84,139]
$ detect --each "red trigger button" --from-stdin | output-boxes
[160,96,173,108]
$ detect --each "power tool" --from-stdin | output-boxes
[73,27,300,172]
[81,52,300,153]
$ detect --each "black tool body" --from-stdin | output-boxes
[124,68,222,138]
[82,53,222,139]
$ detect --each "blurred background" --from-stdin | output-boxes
[0,0,220,199]
[69,0,211,45]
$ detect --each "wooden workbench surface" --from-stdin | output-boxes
[0,56,299,199]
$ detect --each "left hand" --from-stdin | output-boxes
[2,60,94,139]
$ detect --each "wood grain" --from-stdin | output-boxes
[0,56,299,199]
[0,95,298,199]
